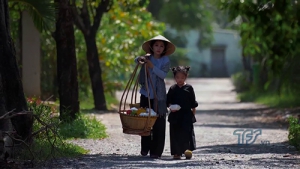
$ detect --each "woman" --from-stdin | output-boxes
[135,35,176,159]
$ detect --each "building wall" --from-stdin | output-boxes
[22,11,41,97]
[184,29,243,77]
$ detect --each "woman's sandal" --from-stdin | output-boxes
[141,151,148,156]
[150,154,160,159]
[173,154,181,160]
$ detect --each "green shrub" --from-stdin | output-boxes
[58,114,107,139]
[288,116,300,150]
[231,71,251,92]
[18,97,107,163]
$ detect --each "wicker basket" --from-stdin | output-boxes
[118,62,158,136]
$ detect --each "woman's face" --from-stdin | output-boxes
[175,72,187,86]
[152,41,165,56]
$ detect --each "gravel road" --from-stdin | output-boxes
[44,78,300,169]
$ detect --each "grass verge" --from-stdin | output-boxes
[288,116,300,150]
[80,93,119,110]
[238,89,300,108]
[58,114,107,139]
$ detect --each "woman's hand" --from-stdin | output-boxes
[138,53,151,64]
[138,56,146,64]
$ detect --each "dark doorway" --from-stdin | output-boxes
[210,46,228,77]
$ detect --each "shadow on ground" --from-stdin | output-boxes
[196,141,299,155]
[43,150,300,169]
[194,122,287,130]
[194,106,297,129]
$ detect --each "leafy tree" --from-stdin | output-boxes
[148,0,214,48]
[71,0,113,110]
[219,0,300,92]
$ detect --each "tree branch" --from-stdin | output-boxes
[30,123,56,138]
[88,0,95,19]
[0,109,15,120]
[4,131,35,163]
[91,0,113,35]
[71,0,88,33]
[0,109,32,120]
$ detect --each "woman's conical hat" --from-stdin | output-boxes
[142,35,176,56]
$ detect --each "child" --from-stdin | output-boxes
[166,66,198,159]
[134,35,176,159]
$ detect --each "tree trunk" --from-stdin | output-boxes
[72,0,111,111]
[85,35,107,110]
[54,0,79,121]
[0,0,32,140]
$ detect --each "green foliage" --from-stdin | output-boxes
[231,71,251,93]
[40,32,58,100]
[9,0,56,32]
[80,92,119,110]
[58,114,107,139]
[163,31,189,69]
[156,0,214,48]
[17,137,87,163]
[288,116,300,150]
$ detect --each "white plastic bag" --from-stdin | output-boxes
[169,104,181,111]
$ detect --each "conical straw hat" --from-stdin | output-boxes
[142,35,176,56]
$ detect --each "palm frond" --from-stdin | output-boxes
[10,0,57,32]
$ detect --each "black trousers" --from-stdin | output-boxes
[140,95,166,157]
[169,123,196,155]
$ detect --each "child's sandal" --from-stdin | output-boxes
[184,150,193,159]
[184,150,192,159]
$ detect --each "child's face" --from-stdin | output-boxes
[152,41,165,56]
[175,72,187,86]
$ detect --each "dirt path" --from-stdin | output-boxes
[45,78,300,169]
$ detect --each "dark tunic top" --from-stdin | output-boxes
[167,84,198,128]
[166,83,198,155]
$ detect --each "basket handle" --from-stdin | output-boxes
[146,67,158,112]
[119,63,140,111]
[143,64,154,132]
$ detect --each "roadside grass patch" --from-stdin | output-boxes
[58,114,107,139]
[238,89,300,108]
[288,116,300,150]
[80,93,119,111]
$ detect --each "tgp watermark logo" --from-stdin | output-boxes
[233,129,270,145]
